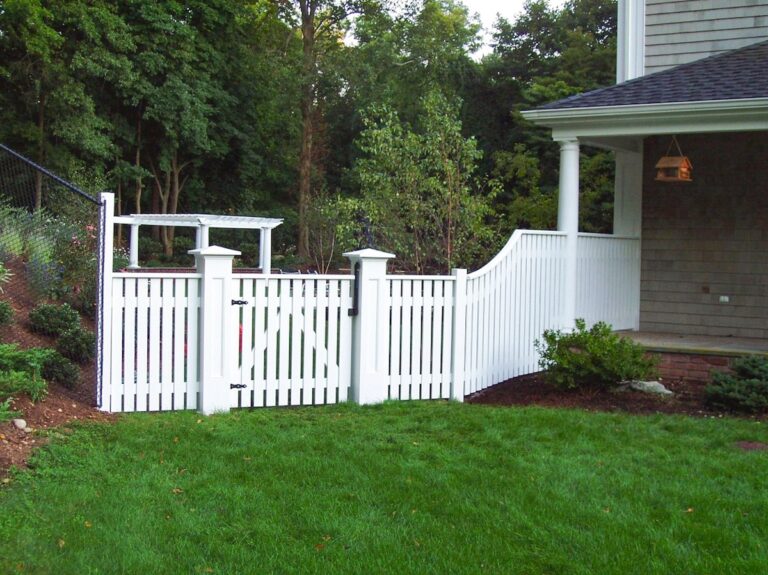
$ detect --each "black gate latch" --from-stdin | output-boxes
[231,299,248,306]
[230,383,247,389]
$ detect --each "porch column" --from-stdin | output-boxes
[613,150,643,237]
[557,138,580,330]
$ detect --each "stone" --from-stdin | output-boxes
[12,419,27,430]
[625,380,674,396]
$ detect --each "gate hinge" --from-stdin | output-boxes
[230,383,247,389]
[231,299,248,306]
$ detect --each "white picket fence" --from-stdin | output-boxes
[97,194,642,413]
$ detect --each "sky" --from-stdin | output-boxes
[463,0,567,54]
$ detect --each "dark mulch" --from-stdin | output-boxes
[467,372,760,419]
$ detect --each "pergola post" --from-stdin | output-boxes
[259,228,272,273]
[557,138,580,330]
[196,224,210,250]
[128,224,140,269]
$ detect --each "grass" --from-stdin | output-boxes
[1,402,767,574]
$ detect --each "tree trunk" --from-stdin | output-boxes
[297,1,316,260]
[134,113,143,214]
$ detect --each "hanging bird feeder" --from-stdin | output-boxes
[655,136,692,182]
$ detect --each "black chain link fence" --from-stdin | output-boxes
[0,144,101,319]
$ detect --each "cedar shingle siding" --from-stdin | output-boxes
[640,131,768,338]
[645,0,768,74]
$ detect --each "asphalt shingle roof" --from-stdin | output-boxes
[538,39,768,111]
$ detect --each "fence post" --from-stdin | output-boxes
[450,268,467,402]
[190,245,241,415]
[344,248,395,405]
[97,192,115,411]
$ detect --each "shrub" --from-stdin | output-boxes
[42,352,80,389]
[0,370,48,403]
[29,303,81,336]
[706,356,768,413]
[138,237,163,260]
[0,300,12,325]
[535,319,658,390]
[0,344,53,373]
[0,397,20,423]
[56,327,95,364]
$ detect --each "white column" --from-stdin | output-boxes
[259,228,272,273]
[613,149,643,237]
[128,224,140,269]
[97,193,115,411]
[190,245,241,415]
[450,268,467,402]
[558,138,580,330]
[196,225,210,250]
[343,248,395,405]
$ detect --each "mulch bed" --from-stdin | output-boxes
[467,372,762,419]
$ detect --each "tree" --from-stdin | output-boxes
[352,92,495,273]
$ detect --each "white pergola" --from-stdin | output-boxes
[114,213,283,272]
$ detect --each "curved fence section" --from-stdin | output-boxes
[464,231,566,394]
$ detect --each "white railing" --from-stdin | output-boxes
[383,276,456,401]
[231,275,353,408]
[464,231,566,394]
[103,273,202,412]
[576,234,641,331]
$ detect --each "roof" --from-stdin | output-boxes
[538,39,768,111]
[113,214,283,230]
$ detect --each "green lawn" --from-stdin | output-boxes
[2,402,767,574]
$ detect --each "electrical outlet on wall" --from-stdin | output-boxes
[719,295,730,304]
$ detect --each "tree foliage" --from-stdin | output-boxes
[0,0,619,267]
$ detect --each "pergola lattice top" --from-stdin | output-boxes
[114,213,283,229]
[114,213,283,271]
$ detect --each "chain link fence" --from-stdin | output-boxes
[0,144,102,319]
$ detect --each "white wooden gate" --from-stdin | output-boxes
[230,275,354,408]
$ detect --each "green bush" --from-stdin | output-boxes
[29,303,81,336]
[42,352,80,389]
[0,397,20,423]
[706,356,768,413]
[0,370,48,403]
[56,327,95,364]
[138,237,163,260]
[535,319,658,390]
[0,344,53,374]
[0,300,12,325]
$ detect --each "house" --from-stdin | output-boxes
[522,0,768,380]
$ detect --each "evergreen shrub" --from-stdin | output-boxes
[535,319,658,390]
[706,356,768,413]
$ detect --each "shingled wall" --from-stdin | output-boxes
[639,131,768,339]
